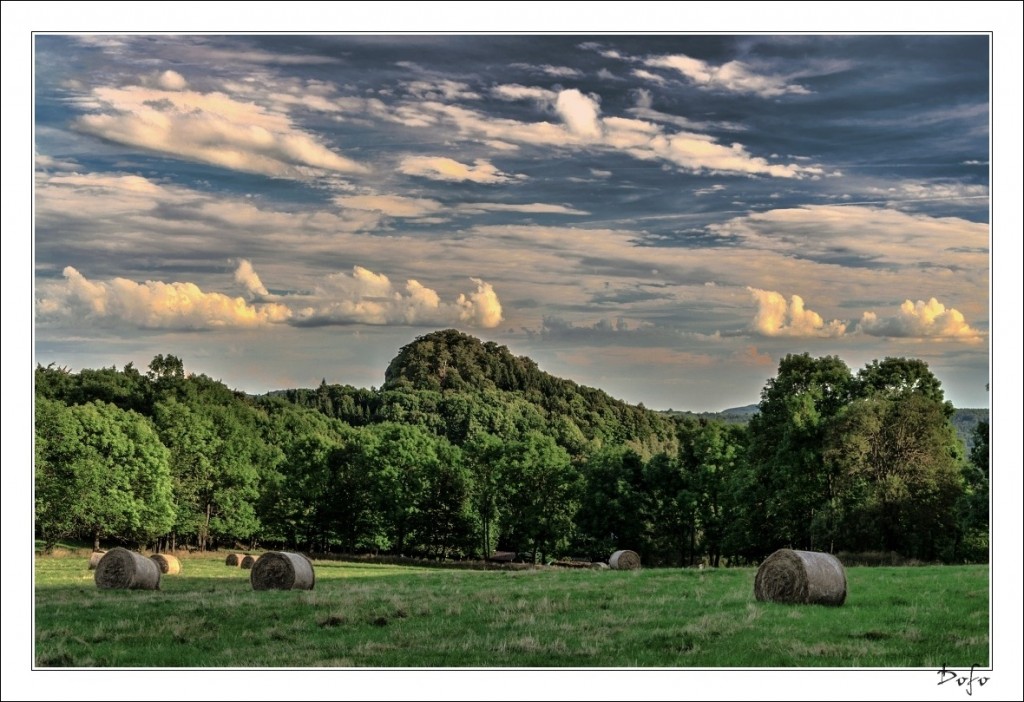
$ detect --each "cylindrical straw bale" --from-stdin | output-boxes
[240,554,258,569]
[94,547,161,590]
[88,550,107,570]
[250,551,315,591]
[754,549,847,606]
[609,550,641,570]
[225,552,245,566]
[150,553,182,575]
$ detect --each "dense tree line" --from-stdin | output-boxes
[34,331,989,564]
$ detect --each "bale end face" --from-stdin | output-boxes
[754,549,847,606]
[150,553,182,575]
[609,550,641,570]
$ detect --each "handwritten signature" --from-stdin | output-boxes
[937,664,990,696]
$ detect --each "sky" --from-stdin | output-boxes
[6,4,1024,700]
[29,32,997,412]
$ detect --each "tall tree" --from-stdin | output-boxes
[745,353,854,555]
[35,399,174,549]
[499,431,578,563]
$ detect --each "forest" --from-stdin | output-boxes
[33,329,990,566]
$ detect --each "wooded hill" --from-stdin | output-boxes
[35,329,990,566]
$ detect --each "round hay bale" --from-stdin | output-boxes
[250,551,315,591]
[225,552,244,567]
[754,549,847,606]
[150,553,182,575]
[240,554,258,569]
[609,550,641,570]
[590,562,610,570]
[88,550,107,570]
[94,548,161,590]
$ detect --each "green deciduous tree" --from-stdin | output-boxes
[499,431,578,563]
[35,398,174,549]
[745,353,854,555]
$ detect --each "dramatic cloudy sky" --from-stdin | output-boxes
[32,33,994,411]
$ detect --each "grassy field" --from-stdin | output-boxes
[33,551,989,668]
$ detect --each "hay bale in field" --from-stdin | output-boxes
[225,552,245,566]
[590,562,610,570]
[250,551,316,591]
[94,548,161,590]
[150,553,182,575]
[754,549,847,606]
[609,550,641,570]
[88,550,107,570]
[240,554,258,569]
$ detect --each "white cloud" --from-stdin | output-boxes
[747,288,846,337]
[708,205,989,271]
[456,202,588,216]
[234,259,270,299]
[541,65,582,77]
[296,267,503,329]
[155,70,188,91]
[37,267,292,330]
[492,84,558,102]
[632,69,667,86]
[695,184,726,196]
[555,89,603,139]
[857,298,982,339]
[404,79,480,101]
[74,84,368,179]
[645,54,809,97]
[415,94,816,178]
[334,194,444,218]
[399,156,524,184]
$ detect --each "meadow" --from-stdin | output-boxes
[33,551,989,668]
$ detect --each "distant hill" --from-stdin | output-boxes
[276,329,687,457]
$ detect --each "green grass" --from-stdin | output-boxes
[34,552,989,668]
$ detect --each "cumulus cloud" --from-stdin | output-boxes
[234,259,270,299]
[645,54,809,97]
[295,267,502,328]
[37,262,504,331]
[399,156,524,183]
[748,288,846,337]
[74,83,368,180]
[155,69,188,90]
[856,298,982,339]
[37,266,292,330]
[555,89,603,139]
